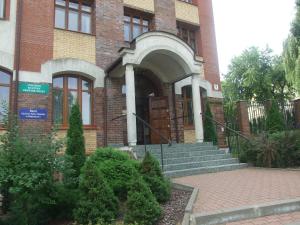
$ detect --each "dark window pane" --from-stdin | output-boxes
[0,0,4,19]
[53,77,64,88]
[82,0,92,12]
[143,26,149,33]
[124,22,130,41]
[68,91,77,118]
[55,0,66,6]
[82,92,91,125]
[124,16,130,22]
[68,77,78,89]
[55,7,66,29]
[68,10,79,31]
[82,80,90,91]
[53,89,63,124]
[0,71,10,85]
[133,24,140,39]
[81,12,91,33]
[69,0,79,9]
[133,17,140,24]
[143,20,149,26]
[0,86,9,123]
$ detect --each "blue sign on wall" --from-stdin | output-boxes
[19,108,48,120]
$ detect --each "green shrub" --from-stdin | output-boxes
[90,148,140,201]
[125,177,161,225]
[140,152,171,203]
[265,101,285,133]
[0,125,63,225]
[74,159,119,225]
[65,103,86,188]
[203,102,218,144]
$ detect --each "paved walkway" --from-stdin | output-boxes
[174,168,300,214]
[227,211,300,225]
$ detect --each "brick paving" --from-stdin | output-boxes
[226,211,300,225]
[173,168,300,214]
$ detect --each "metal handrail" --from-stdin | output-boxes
[111,113,172,170]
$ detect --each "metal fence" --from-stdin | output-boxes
[247,101,296,134]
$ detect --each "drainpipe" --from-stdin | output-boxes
[13,0,23,115]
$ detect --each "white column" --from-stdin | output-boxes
[192,74,204,143]
[125,64,137,146]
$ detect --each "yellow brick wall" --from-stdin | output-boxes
[53,29,96,64]
[123,0,154,12]
[57,129,97,155]
[184,129,196,143]
[175,0,200,25]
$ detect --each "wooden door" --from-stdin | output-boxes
[149,97,171,144]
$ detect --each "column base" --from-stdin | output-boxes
[128,142,137,147]
[195,139,204,143]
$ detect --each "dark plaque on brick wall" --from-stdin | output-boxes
[19,108,48,120]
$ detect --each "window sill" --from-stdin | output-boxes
[54,27,96,37]
[177,0,198,6]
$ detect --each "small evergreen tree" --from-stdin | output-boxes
[265,101,285,133]
[125,177,161,225]
[74,160,119,225]
[65,103,86,187]
[140,152,171,203]
[203,102,218,144]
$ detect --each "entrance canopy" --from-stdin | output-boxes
[108,31,204,83]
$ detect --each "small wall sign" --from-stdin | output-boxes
[19,83,49,95]
[19,108,48,120]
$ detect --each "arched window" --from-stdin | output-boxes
[0,69,11,124]
[182,86,194,128]
[53,75,92,126]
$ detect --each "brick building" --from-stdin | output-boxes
[0,0,226,152]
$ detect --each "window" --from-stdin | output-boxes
[0,0,5,19]
[124,14,150,42]
[53,76,92,126]
[0,70,11,124]
[182,86,194,127]
[55,0,93,34]
[177,25,197,51]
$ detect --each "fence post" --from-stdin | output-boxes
[294,98,300,129]
[236,100,251,137]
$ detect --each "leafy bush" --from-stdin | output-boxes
[0,124,63,225]
[125,177,161,225]
[265,101,285,133]
[140,152,171,203]
[65,103,86,188]
[74,159,119,225]
[239,130,300,168]
[204,102,218,144]
[89,148,140,201]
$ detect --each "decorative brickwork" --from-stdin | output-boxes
[154,0,177,34]
[236,100,251,137]
[53,29,96,64]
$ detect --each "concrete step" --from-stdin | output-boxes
[164,163,248,178]
[162,153,232,165]
[136,149,226,159]
[164,158,239,171]
[134,145,219,154]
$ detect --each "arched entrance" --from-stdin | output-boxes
[134,68,171,145]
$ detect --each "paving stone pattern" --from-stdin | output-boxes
[174,168,300,214]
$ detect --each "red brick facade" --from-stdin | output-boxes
[2,0,225,148]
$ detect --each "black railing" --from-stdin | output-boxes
[171,113,250,158]
[111,113,172,171]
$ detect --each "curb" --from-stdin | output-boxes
[191,198,300,225]
[172,182,199,225]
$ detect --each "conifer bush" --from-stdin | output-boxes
[64,103,86,188]
[203,102,218,144]
[74,159,119,225]
[140,151,171,203]
[125,177,161,225]
[265,101,285,133]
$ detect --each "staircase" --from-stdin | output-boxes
[133,143,247,178]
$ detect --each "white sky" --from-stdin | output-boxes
[212,0,296,77]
